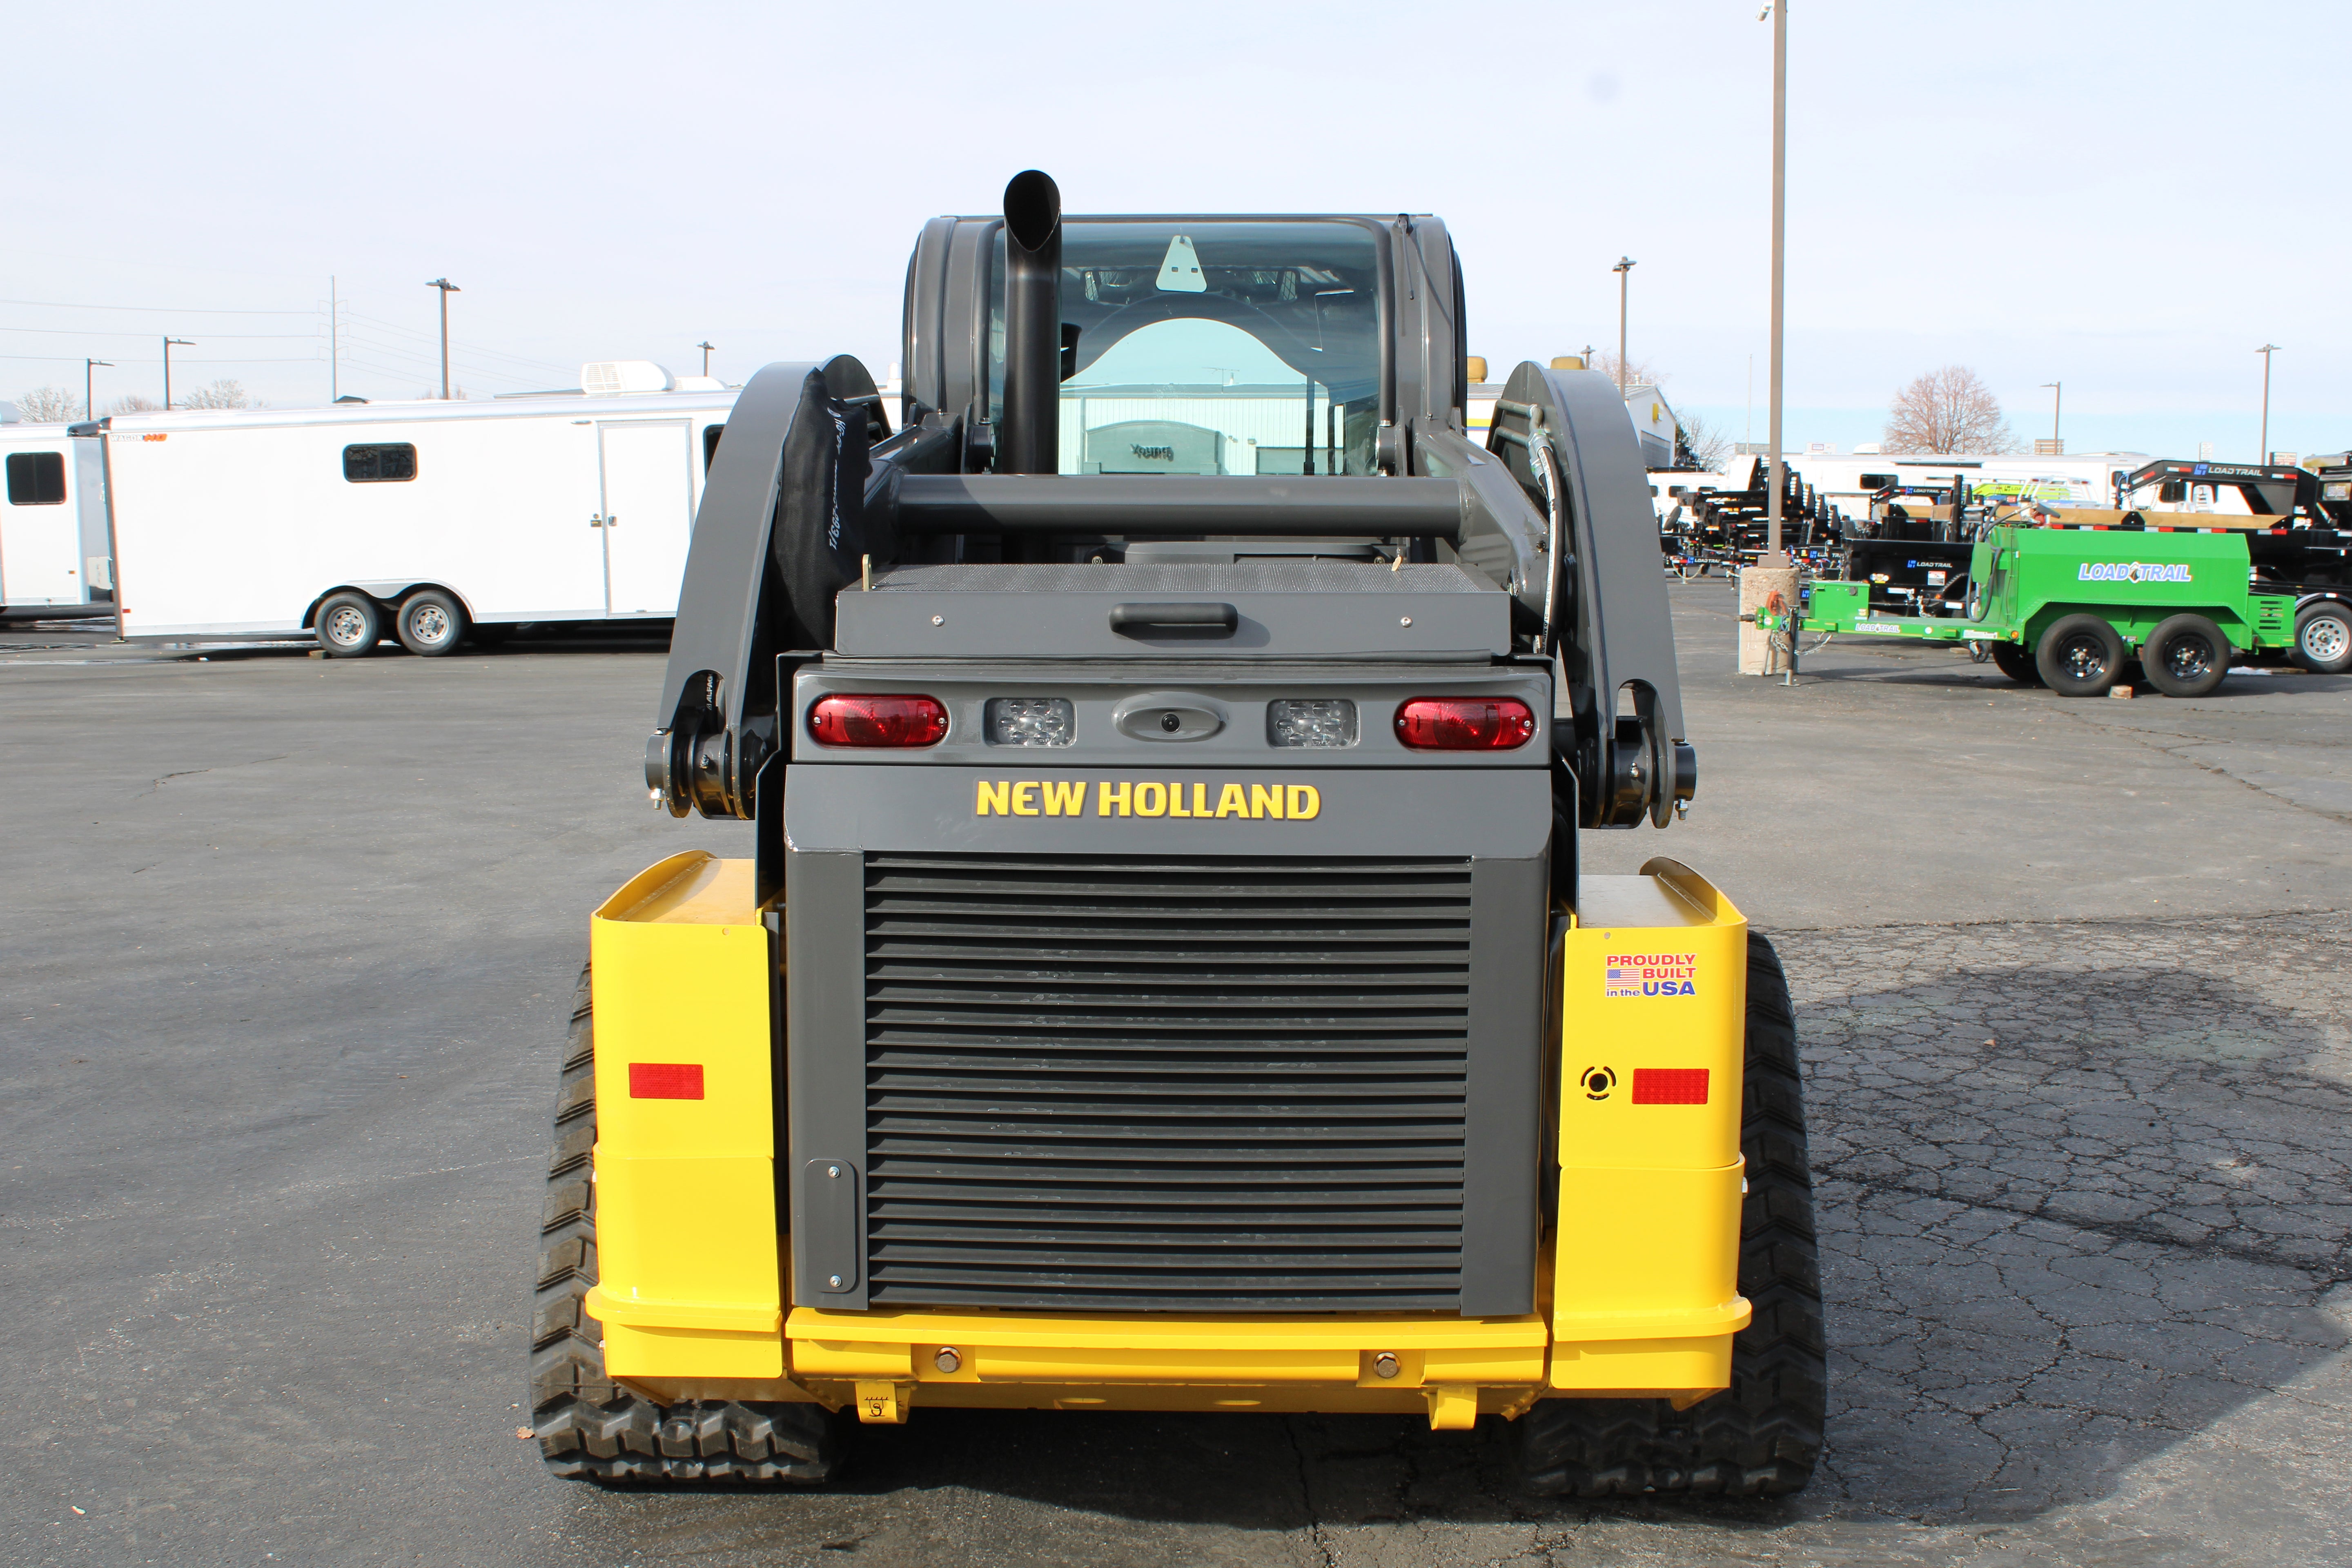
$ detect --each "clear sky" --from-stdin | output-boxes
[9,1,2345,460]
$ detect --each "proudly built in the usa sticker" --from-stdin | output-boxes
[1606,953,1698,998]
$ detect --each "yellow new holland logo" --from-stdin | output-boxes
[976,780,1321,820]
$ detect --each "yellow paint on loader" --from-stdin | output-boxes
[584,853,784,1379]
[586,854,1753,1425]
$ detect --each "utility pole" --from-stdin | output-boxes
[427,278,461,398]
[2256,343,2280,462]
[1764,0,1788,563]
[697,341,715,376]
[85,359,111,421]
[2040,381,2061,448]
[1611,257,1637,392]
[163,337,193,409]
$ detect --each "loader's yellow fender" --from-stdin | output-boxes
[582,855,1753,1421]
[583,853,784,1380]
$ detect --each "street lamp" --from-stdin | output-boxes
[2256,344,2280,463]
[427,278,461,398]
[86,359,112,421]
[1611,257,1637,392]
[163,338,194,410]
[697,341,716,376]
[1762,0,1788,563]
[2040,381,2061,451]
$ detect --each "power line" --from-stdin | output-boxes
[0,296,312,315]
[2,353,321,365]
[340,310,574,375]
[0,325,319,339]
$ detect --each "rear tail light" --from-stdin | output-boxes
[1393,697,1535,751]
[807,694,949,748]
[1267,698,1357,748]
[985,697,1074,746]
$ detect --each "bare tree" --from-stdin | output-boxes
[178,378,262,410]
[1585,350,1662,391]
[12,385,80,422]
[1675,410,1732,471]
[1884,366,2014,453]
[105,393,162,416]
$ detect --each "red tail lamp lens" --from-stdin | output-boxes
[807,694,949,748]
[1393,697,1536,751]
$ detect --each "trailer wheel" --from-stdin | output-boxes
[2143,613,2231,698]
[532,960,845,1485]
[1989,642,2041,686]
[2034,614,2124,697]
[1512,931,1825,1498]
[2294,602,2352,675]
[395,590,470,657]
[314,592,384,658]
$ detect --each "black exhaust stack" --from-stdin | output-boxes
[1000,170,1062,476]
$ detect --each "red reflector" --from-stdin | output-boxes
[1631,1068,1709,1105]
[807,694,949,748]
[628,1062,704,1100]
[1393,697,1536,751]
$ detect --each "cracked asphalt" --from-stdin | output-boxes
[2,583,2348,1566]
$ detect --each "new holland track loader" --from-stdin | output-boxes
[531,172,1825,1495]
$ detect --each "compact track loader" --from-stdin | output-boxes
[532,173,1825,1495]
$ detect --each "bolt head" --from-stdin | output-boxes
[828,1274,843,1288]
[1399,615,1412,627]
[933,1347,962,1374]
[931,614,944,626]
[1372,1351,1401,1379]
[826,1164,841,1178]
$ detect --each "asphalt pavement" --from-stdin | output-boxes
[2,587,2346,1567]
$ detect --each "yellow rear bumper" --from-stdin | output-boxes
[586,852,1753,1428]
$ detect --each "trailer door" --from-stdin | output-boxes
[597,421,693,615]
[2,445,82,604]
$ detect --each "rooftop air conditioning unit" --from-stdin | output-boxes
[581,361,676,396]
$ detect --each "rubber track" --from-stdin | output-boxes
[1514,929,1828,1497]
[530,961,841,1483]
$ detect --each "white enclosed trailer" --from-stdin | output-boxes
[103,370,743,652]
[0,421,113,617]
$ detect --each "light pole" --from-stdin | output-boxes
[2256,343,2279,463]
[427,278,461,398]
[1763,0,1788,563]
[1611,257,1636,392]
[697,341,715,376]
[85,359,112,421]
[163,338,193,409]
[2040,381,2061,450]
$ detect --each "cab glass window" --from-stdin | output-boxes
[5,450,67,505]
[343,443,416,482]
[991,219,1386,476]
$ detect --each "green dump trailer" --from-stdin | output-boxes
[1784,521,2351,697]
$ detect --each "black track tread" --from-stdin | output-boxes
[1514,929,1827,1497]
[531,960,842,1485]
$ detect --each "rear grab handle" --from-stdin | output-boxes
[1109,601,1239,635]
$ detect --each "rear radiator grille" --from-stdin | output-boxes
[860,852,1473,1311]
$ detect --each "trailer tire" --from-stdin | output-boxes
[2035,613,2125,697]
[2294,601,2352,675]
[396,590,470,657]
[314,592,384,658]
[532,960,845,1486]
[2143,613,2231,698]
[1989,642,2041,686]
[1512,930,1825,1499]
